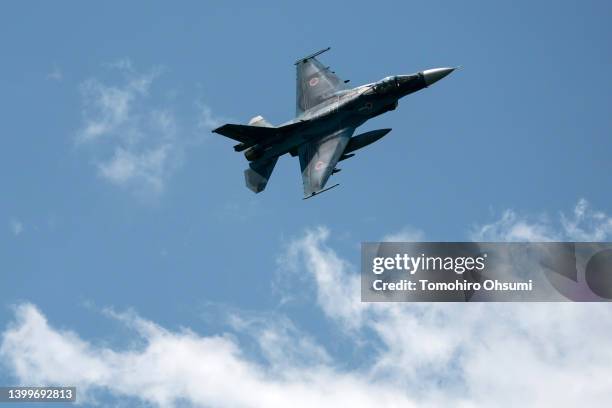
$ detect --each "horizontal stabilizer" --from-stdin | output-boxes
[213,120,310,148]
[213,123,278,144]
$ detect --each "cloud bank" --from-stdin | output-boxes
[2,199,612,407]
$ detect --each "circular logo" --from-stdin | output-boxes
[314,160,326,170]
[309,77,319,87]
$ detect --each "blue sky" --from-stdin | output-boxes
[1,1,612,407]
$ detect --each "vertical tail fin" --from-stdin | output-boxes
[244,115,276,193]
[248,115,273,128]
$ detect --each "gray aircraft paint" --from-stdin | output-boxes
[213,48,456,198]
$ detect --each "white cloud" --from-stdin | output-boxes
[470,208,559,241]
[76,61,180,197]
[9,219,23,236]
[382,226,424,242]
[281,222,612,407]
[106,58,135,72]
[46,64,62,81]
[560,198,612,241]
[3,200,612,407]
[1,304,420,408]
[472,198,612,242]
[196,101,224,131]
[75,61,226,198]
[227,312,332,370]
[281,227,366,331]
[97,145,173,195]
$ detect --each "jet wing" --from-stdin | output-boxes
[298,127,354,198]
[295,47,349,115]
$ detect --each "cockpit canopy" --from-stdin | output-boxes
[372,76,398,94]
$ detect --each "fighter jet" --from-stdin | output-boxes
[213,47,456,198]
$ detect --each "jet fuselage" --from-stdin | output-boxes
[213,48,456,197]
[245,68,454,163]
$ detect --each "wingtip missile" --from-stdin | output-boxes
[303,183,340,200]
[294,47,331,65]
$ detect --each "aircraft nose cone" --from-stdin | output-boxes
[422,67,456,86]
